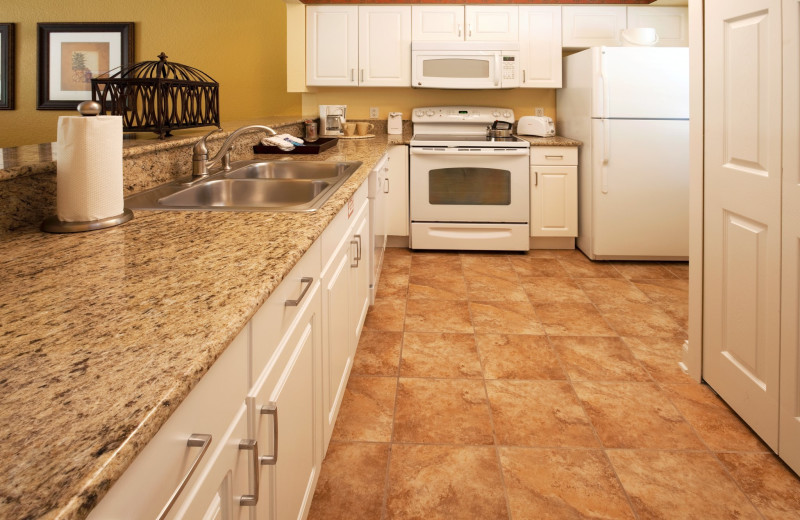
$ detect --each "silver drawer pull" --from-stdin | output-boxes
[239,439,260,506]
[157,433,212,520]
[384,178,390,194]
[350,238,359,268]
[545,155,564,159]
[260,404,278,466]
[355,234,362,261]
[285,277,313,307]
[535,171,539,186]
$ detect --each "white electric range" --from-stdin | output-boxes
[409,106,531,251]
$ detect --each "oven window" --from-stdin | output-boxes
[428,167,511,205]
[422,59,490,79]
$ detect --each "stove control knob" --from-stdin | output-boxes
[492,110,500,117]
[414,110,424,117]
[426,110,435,116]
[503,111,512,118]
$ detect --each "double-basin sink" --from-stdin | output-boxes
[125,159,362,212]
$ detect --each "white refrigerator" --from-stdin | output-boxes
[557,47,689,260]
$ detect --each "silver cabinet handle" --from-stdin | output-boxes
[355,234,362,261]
[545,155,564,159]
[384,178,390,194]
[239,439,259,506]
[468,24,472,37]
[285,277,313,307]
[535,171,539,186]
[360,69,364,82]
[350,68,355,82]
[457,24,462,37]
[523,69,526,83]
[350,239,359,268]
[259,404,278,466]
[157,433,212,520]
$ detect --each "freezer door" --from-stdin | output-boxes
[590,118,689,259]
[592,47,689,119]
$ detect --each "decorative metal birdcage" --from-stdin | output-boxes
[91,52,219,139]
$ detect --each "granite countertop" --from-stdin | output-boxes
[515,135,582,147]
[0,129,411,520]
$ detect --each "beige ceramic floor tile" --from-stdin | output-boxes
[476,334,565,380]
[377,271,409,299]
[407,272,467,300]
[608,450,761,520]
[352,330,402,376]
[611,261,678,280]
[331,376,397,442]
[499,447,635,520]
[662,383,769,452]
[386,444,507,520]
[460,254,518,282]
[661,261,689,279]
[534,303,617,337]
[487,380,598,447]
[410,252,462,277]
[363,297,406,332]
[577,278,651,306]
[597,302,686,337]
[464,272,528,301]
[558,256,622,278]
[470,300,544,335]
[400,332,482,378]
[308,442,389,520]
[522,277,591,304]
[404,300,473,333]
[717,452,800,520]
[632,278,690,330]
[394,378,493,444]
[510,256,570,279]
[550,336,650,382]
[573,382,704,449]
[622,336,694,383]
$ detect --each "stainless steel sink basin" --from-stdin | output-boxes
[125,160,362,212]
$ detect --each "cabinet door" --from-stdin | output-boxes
[627,7,688,47]
[411,6,464,41]
[321,235,353,451]
[350,199,371,354]
[306,6,358,86]
[562,6,626,48]
[249,284,322,520]
[386,146,409,237]
[519,6,562,88]
[174,406,252,520]
[359,6,411,87]
[465,6,518,42]
[531,165,577,238]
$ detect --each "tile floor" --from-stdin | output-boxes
[308,248,800,520]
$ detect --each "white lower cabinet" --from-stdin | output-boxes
[386,145,409,237]
[89,178,374,519]
[530,147,578,238]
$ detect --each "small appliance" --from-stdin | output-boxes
[387,112,403,135]
[411,42,520,89]
[517,116,556,137]
[319,105,347,136]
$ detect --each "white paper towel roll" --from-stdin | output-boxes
[56,115,124,222]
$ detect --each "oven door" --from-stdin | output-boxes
[410,147,529,223]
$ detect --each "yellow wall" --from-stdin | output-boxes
[0,0,301,148]
[304,88,557,121]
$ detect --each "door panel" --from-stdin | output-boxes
[519,6,562,88]
[703,0,782,449]
[780,0,800,475]
[359,6,411,86]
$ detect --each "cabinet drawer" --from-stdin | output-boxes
[87,329,249,520]
[531,147,578,166]
[321,181,368,273]
[250,240,321,384]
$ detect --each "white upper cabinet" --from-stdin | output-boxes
[306,6,358,86]
[465,6,518,41]
[562,6,627,48]
[627,6,689,47]
[412,6,517,41]
[519,6,562,88]
[411,5,465,41]
[359,6,412,86]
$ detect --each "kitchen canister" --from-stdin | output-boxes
[41,101,133,233]
[388,112,403,135]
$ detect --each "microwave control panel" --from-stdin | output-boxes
[502,56,517,81]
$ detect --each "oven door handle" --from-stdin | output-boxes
[409,148,529,156]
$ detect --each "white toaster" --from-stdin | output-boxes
[517,116,555,137]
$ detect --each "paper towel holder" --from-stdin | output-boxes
[41,101,134,233]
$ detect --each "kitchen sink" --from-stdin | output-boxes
[125,160,362,212]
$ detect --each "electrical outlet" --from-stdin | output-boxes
[535,107,545,117]
[369,107,379,119]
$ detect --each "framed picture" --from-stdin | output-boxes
[37,22,133,110]
[0,23,14,110]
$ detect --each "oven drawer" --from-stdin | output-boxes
[531,147,578,166]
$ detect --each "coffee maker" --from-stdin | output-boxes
[319,105,347,136]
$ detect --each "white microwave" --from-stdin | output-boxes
[411,41,520,89]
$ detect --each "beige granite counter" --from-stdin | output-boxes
[516,135,582,147]
[0,128,411,520]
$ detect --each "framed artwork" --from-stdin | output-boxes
[0,23,14,110]
[37,22,133,110]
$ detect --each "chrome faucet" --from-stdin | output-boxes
[191,125,277,178]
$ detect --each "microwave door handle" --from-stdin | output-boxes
[494,55,501,86]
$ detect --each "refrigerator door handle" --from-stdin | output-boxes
[600,49,609,119]
[601,119,610,194]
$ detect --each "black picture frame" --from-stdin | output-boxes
[36,22,133,110]
[0,23,14,110]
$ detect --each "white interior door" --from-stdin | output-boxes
[780,0,800,474]
[703,0,782,450]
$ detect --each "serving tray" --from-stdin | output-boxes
[253,137,338,155]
